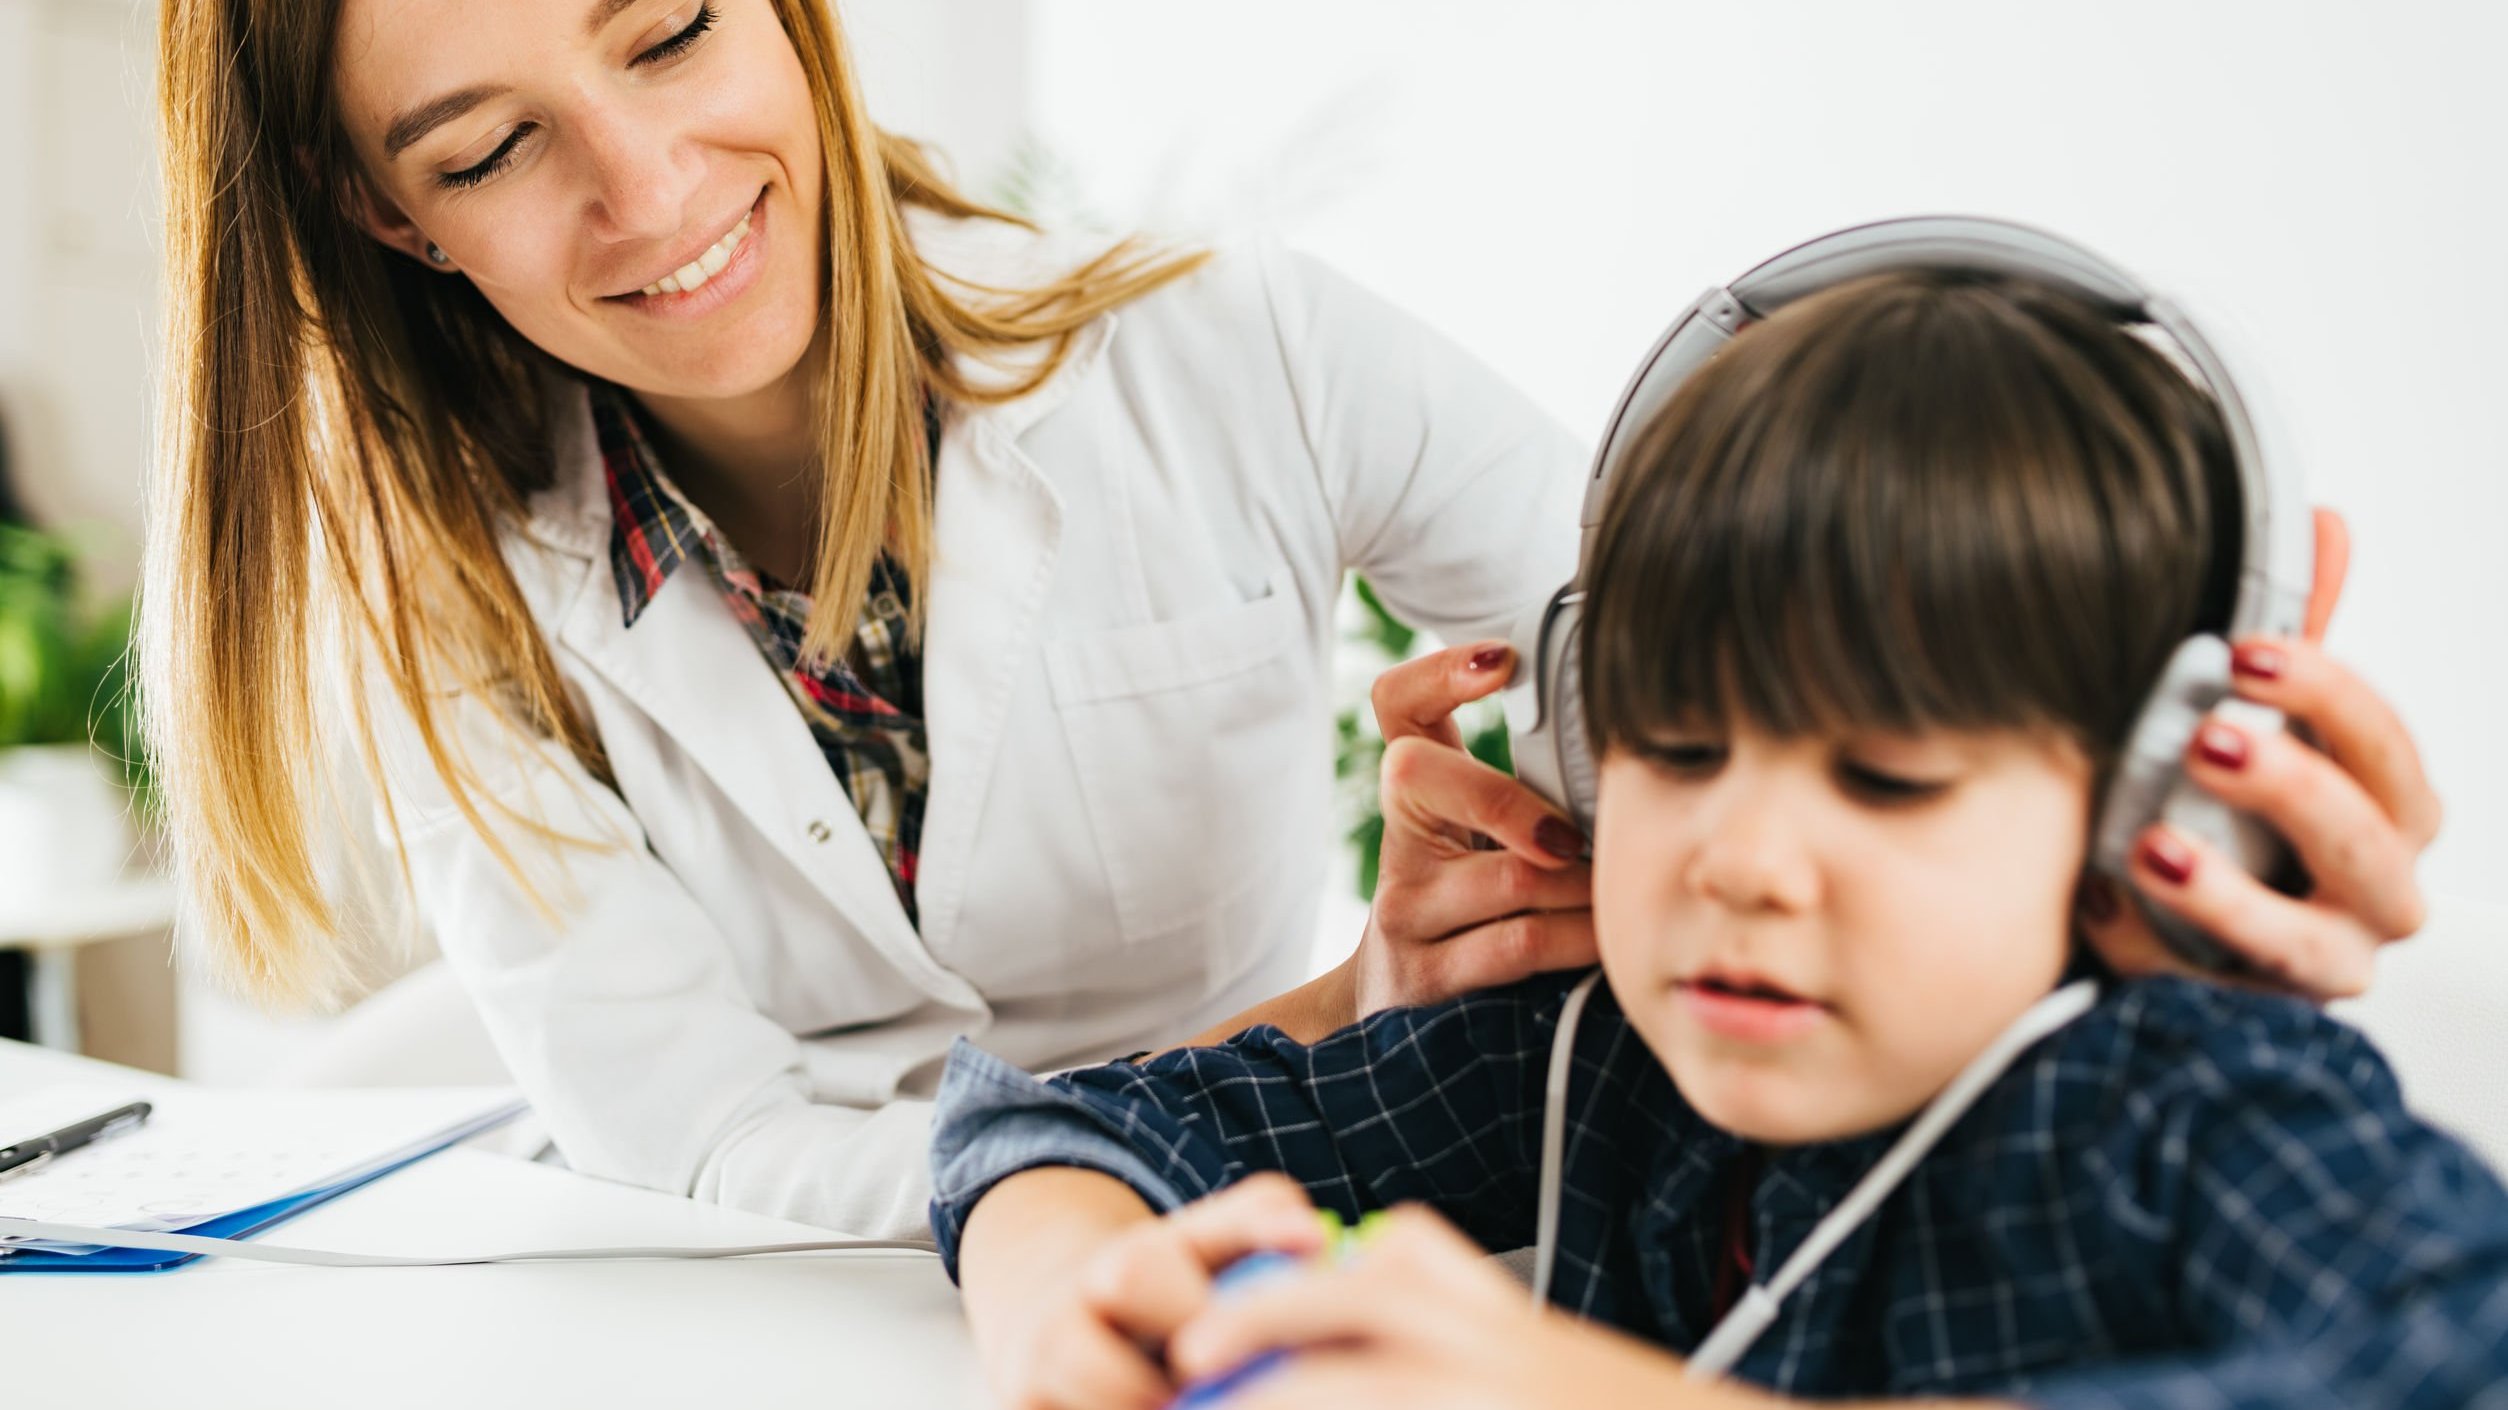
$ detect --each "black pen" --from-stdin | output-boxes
[0,1100,153,1181]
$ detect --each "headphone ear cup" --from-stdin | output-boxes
[1547,623,1599,834]
[2091,634,2295,971]
[1500,593,1598,836]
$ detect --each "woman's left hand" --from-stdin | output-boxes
[2080,510,2444,1001]
[1164,1206,1753,1410]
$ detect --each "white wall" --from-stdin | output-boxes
[1013,0,2506,916]
[0,0,162,596]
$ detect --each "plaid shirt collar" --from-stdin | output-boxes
[586,379,933,921]
[590,383,752,627]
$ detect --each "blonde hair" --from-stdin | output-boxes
[147,0,1208,1004]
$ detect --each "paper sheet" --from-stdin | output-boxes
[0,1083,522,1234]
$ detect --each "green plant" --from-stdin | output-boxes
[0,522,147,803]
[1333,577,1510,901]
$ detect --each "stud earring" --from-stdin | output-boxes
[426,242,451,266]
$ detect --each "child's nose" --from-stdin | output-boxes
[1683,789,1822,915]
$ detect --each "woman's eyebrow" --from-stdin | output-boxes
[384,85,507,161]
[381,0,644,161]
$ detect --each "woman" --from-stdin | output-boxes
[145,0,2441,1240]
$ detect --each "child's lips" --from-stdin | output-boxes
[1676,977,1832,1044]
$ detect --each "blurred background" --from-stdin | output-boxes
[0,0,2499,1159]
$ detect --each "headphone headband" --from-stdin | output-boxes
[1575,216,2308,640]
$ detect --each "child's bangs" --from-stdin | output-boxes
[1580,273,2236,759]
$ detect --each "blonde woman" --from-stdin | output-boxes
[146,0,2443,1241]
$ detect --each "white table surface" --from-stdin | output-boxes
[0,1039,988,1410]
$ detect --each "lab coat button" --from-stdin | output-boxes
[805,820,833,843]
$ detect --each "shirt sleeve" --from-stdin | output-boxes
[2028,1008,2508,1410]
[927,976,1583,1280]
[1255,242,1587,648]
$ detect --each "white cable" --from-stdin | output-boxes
[0,1217,935,1268]
[1683,979,2100,1380]
[1530,968,1607,1308]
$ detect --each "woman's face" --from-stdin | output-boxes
[330,0,823,400]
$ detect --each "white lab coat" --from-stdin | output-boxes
[371,213,1585,1239]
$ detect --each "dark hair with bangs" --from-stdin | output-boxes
[1580,270,2243,772]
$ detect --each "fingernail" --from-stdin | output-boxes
[2231,643,2286,682]
[2076,875,2119,925]
[1535,816,1587,859]
[2139,832,2196,886]
[1467,645,1512,673]
[2194,722,2250,771]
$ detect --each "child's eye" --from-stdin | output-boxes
[1837,761,1953,806]
[635,3,719,66]
[1639,741,1727,777]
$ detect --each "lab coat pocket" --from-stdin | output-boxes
[1045,590,1310,944]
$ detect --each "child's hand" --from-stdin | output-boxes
[1166,1205,1761,1410]
[965,1172,1329,1410]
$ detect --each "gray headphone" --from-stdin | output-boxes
[1499,215,2312,970]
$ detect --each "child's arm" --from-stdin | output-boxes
[2028,1007,2508,1409]
[929,974,1584,1280]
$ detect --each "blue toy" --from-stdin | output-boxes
[1169,1210,1388,1410]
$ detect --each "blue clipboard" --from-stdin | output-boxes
[0,1105,522,1274]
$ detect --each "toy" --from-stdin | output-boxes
[1169,1209,1389,1409]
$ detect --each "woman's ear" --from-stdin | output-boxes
[2304,507,2350,643]
[336,165,445,269]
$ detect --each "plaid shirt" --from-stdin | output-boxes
[929,973,2508,1407]
[591,383,933,922]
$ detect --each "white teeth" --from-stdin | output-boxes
[638,209,754,298]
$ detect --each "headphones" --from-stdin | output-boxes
[1499,215,2312,970]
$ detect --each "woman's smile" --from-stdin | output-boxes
[606,185,770,319]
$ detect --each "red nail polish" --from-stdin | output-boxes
[2194,723,2250,771]
[2231,643,2286,682]
[1467,645,1512,673]
[2077,876,2119,925]
[1535,816,1586,860]
[2139,833,2196,886]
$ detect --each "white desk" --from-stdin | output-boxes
[0,1040,988,1410]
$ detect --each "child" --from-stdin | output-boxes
[926,269,2508,1409]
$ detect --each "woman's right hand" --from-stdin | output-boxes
[1344,641,1599,1019]
[962,1172,1328,1410]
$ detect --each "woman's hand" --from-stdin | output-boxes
[960,1172,1328,1410]
[2081,510,2444,1000]
[1341,642,1598,1018]
[1166,1205,1757,1410]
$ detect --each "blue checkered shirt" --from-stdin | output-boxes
[930,973,2508,1407]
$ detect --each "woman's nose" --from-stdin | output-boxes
[572,100,705,245]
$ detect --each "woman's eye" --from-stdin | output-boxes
[438,124,535,190]
[431,5,718,192]
[635,3,719,65]
[1838,761,1952,806]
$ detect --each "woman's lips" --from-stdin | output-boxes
[609,187,768,319]
[1676,979,1832,1044]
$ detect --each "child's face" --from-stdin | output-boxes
[1592,721,2090,1145]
